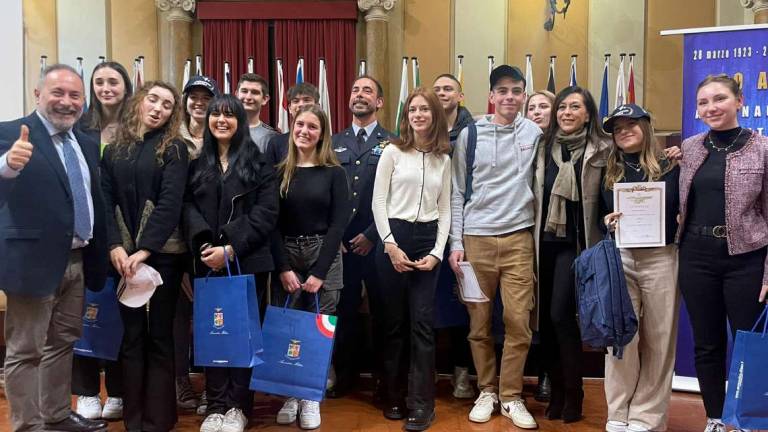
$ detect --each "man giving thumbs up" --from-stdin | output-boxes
[0,64,108,432]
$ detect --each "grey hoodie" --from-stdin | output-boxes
[449,114,542,251]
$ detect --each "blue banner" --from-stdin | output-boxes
[682,27,768,139]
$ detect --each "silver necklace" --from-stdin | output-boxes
[624,160,642,173]
[708,128,743,152]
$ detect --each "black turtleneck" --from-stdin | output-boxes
[599,152,680,245]
[688,127,749,227]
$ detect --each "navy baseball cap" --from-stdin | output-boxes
[603,104,651,133]
[183,75,220,97]
[489,65,526,90]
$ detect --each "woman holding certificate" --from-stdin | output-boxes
[372,88,451,431]
[677,74,768,432]
[600,104,680,432]
[532,86,610,423]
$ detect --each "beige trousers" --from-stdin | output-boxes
[463,231,535,402]
[604,244,679,431]
[4,251,85,432]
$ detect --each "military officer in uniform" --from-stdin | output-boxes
[328,75,395,398]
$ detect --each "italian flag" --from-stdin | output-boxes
[394,57,408,136]
[395,57,409,136]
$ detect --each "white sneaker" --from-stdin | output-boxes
[276,397,299,425]
[221,407,247,432]
[704,419,726,432]
[200,413,225,432]
[500,399,538,429]
[75,395,102,420]
[627,423,650,432]
[298,399,321,430]
[451,366,475,399]
[101,397,123,420]
[606,420,629,432]
[468,391,498,423]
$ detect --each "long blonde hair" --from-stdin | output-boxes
[603,116,675,190]
[278,104,338,197]
[112,81,184,164]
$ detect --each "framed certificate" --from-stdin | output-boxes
[613,182,665,248]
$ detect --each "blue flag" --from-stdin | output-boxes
[296,58,304,84]
[599,56,610,123]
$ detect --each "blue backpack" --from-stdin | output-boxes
[573,232,637,359]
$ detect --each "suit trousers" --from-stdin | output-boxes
[333,249,384,386]
[604,244,679,431]
[679,233,767,418]
[463,230,535,402]
[120,254,182,432]
[376,219,440,410]
[5,250,85,432]
[538,241,583,402]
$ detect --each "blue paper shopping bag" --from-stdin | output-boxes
[194,256,263,367]
[74,278,124,361]
[722,304,768,429]
[249,293,337,401]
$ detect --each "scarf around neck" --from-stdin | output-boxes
[545,128,588,237]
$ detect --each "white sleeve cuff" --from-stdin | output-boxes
[0,153,21,179]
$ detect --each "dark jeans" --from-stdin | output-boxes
[270,236,343,315]
[71,355,123,397]
[679,233,767,418]
[205,272,268,417]
[120,255,182,432]
[375,219,440,411]
[333,249,384,387]
[538,242,583,401]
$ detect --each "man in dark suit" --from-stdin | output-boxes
[328,75,395,400]
[0,64,108,432]
[263,82,320,167]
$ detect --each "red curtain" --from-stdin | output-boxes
[202,20,271,124]
[274,20,356,132]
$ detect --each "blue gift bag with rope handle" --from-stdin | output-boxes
[722,304,768,429]
[193,254,263,367]
[249,293,337,401]
[74,278,123,361]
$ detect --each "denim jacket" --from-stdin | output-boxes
[677,131,768,284]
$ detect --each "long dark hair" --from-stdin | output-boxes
[191,95,264,189]
[83,61,133,131]
[543,86,608,154]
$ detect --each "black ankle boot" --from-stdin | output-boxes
[562,387,584,423]
[545,389,564,420]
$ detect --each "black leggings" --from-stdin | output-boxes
[679,233,766,418]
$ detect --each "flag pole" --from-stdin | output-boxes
[525,54,534,96]
[224,61,231,94]
[487,55,496,114]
